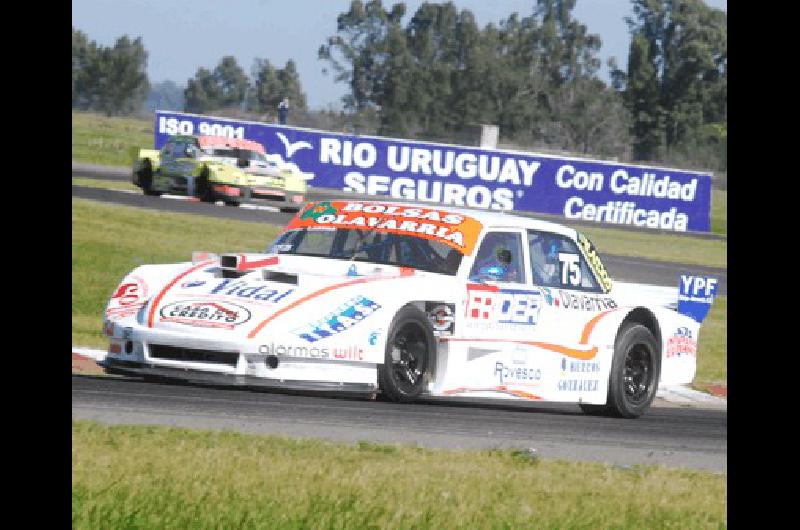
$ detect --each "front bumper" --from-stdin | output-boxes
[100,357,377,394]
[210,183,305,209]
[103,323,378,392]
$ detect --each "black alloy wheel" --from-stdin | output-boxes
[605,323,660,418]
[623,344,653,406]
[378,305,434,402]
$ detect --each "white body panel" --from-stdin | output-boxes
[102,200,706,406]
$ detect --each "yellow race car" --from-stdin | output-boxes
[132,135,308,211]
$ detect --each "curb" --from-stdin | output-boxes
[656,385,727,407]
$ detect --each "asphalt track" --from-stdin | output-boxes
[72,374,726,472]
[71,172,727,295]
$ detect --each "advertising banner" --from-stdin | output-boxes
[154,111,713,232]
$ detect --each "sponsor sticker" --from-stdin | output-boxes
[199,279,295,303]
[557,378,599,392]
[495,361,542,385]
[561,357,600,374]
[286,201,483,255]
[555,290,617,311]
[106,275,148,320]
[465,285,543,329]
[368,330,382,346]
[292,295,381,343]
[159,300,252,329]
[577,234,612,293]
[258,343,364,361]
[666,326,697,358]
[426,302,455,334]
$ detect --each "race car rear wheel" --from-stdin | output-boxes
[138,159,161,196]
[378,305,434,403]
[605,323,660,418]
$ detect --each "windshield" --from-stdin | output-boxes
[268,227,463,275]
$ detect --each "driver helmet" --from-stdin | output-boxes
[539,237,560,281]
[476,244,514,281]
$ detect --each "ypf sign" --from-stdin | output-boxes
[678,275,718,323]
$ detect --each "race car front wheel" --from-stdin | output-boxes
[196,167,213,202]
[378,305,434,402]
[604,323,660,418]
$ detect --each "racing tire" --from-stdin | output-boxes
[605,323,661,418]
[378,304,435,403]
[138,160,161,196]
[196,167,213,202]
[279,206,301,214]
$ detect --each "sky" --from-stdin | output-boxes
[72,0,727,111]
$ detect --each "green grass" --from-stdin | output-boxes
[72,111,153,166]
[72,197,726,386]
[711,189,727,235]
[72,199,282,347]
[694,295,727,390]
[72,420,727,529]
[580,224,726,269]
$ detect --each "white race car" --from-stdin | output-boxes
[101,200,713,417]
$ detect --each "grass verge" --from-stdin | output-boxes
[73,197,726,386]
[694,294,727,391]
[72,420,726,529]
[579,223,726,269]
[711,189,727,235]
[72,111,153,167]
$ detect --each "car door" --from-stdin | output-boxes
[159,139,197,193]
[525,229,616,394]
[449,229,552,393]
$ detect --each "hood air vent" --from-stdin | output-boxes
[262,270,298,285]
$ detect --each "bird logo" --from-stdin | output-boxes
[275,132,313,158]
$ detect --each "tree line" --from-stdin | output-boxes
[183,56,307,116]
[319,0,726,169]
[72,28,149,115]
[71,0,726,172]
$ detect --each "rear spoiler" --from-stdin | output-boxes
[612,275,718,324]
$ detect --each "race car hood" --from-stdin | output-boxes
[146,254,450,341]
